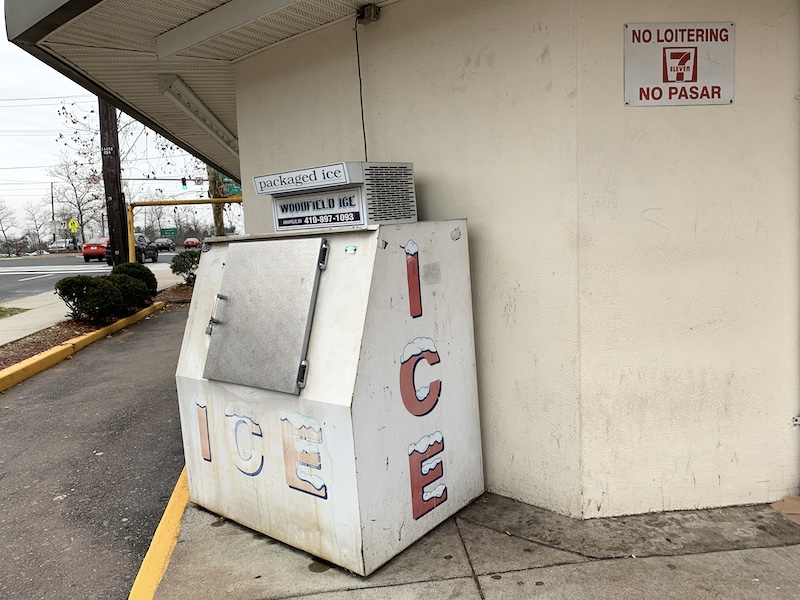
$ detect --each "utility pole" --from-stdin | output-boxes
[50,182,55,243]
[99,98,128,264]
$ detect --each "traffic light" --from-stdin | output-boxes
[181,177,187,190]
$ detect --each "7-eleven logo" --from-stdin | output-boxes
[662,47,698,83]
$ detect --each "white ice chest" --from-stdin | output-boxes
[175,220,483,575]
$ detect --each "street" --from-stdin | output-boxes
[0,253,178,304]
[0,305,188,600]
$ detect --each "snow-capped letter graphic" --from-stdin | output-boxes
[225,401,264,476]
[405,240,422,318]
[408,432,447,519]
[280,413,327,499]
[399,337,442,416]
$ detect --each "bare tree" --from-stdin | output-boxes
[47,151,103,243]
[23,200,51,252]
[149,204,167,235]
[0,198,19,254]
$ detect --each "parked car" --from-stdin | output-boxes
[105,233,159,265]
[47,238,79,253]
[183,237,201,248]
[82,237,109,262]
[154,238,176,251]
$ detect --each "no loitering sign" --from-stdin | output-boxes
[624,22,735,106]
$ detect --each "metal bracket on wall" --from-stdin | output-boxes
[357,4,380,24]
[792,415,800,426]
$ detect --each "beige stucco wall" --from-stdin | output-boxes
[234,0,800,517]
[577,0,800,516]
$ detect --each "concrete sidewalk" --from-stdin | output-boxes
[151,492,800,599]
[0,262,182,346]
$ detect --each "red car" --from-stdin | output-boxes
[183,237,201,248]
[82,237,109,262]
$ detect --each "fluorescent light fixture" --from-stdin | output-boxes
[156,0,294,59]
[159,74,239,158]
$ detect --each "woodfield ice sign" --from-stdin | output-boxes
[624,22,735,106]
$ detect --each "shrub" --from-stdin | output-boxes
[84,278,124,322]
[55,275,94,320]
[112,261,157,297]
[55,275,123,323]
[108,274,150,311]
[171,250,201,286]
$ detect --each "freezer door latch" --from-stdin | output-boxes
[297,360,309,389]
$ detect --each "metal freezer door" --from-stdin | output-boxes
[203,237,327,394]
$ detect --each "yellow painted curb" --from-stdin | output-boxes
[0,301,165,392]
[128,468,189,600]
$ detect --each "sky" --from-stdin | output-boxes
[0,0,223,239]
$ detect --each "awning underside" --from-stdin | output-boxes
[7,0,375,180]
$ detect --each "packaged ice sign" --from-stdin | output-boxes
[176,220,483,575]
[624,22,735,106]
[253,162,418,232]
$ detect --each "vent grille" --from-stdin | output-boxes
[364,165,417,223]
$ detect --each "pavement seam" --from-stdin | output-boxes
[455,518,487,600]
[128,468,189,600]
[457,515,599,560]
[0,301,165,392]
[474,542,800,580]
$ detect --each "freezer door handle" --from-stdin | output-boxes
[318,240,329,270]
[205,293,228,335]
[297,360,309,389]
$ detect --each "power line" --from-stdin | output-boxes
[0,165,56,170]
[0,94,94,102]
[0,154,200,170]
[0,132,74,137]
[0,100,96,108]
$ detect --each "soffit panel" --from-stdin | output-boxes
[183,0,363,60]
[43,0,223,53]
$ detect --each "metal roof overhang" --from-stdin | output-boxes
[5,0,384,181]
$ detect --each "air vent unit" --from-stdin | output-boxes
[363,164,416,224]
[262,162,418,232]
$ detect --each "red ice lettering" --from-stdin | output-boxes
[408,433,447,520]
[399,339,441,417]
[405,240,422,318]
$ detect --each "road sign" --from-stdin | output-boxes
[223,181,241,196]
[161,228,178,236]
[67,219,79,233]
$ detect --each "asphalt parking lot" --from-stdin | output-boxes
[0,305,188,600]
